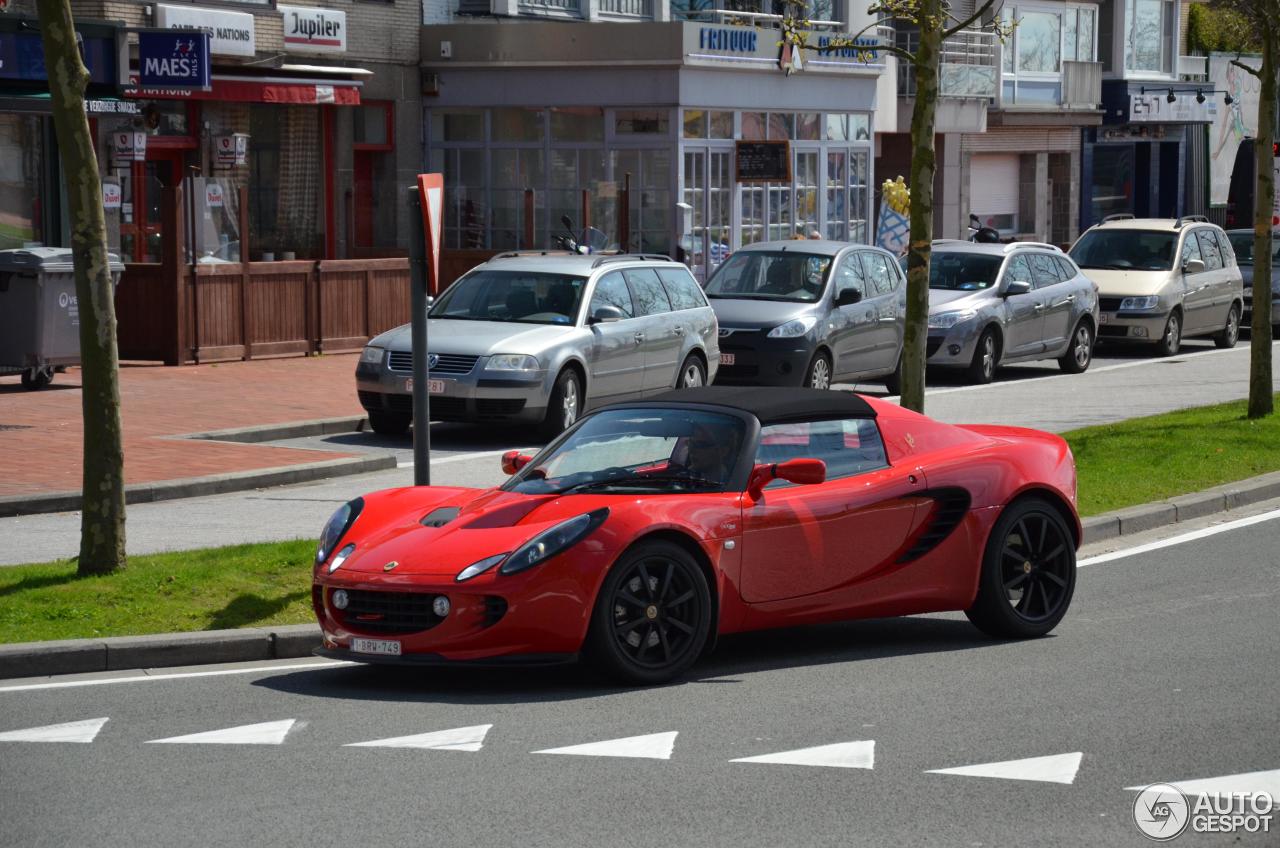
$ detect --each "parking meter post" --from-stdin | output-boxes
[407,187,431,486]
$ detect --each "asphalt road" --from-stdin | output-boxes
[2,507,1277,847]
[3,337,1278,567]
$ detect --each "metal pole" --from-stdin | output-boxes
[407,187,431,486]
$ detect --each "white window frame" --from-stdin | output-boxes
[1000,2,1100,105]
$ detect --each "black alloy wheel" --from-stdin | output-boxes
[20,367,53,390]
[589,540,711,684]
[966,497,1076,638]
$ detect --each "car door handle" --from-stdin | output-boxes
[633,333,645,344]
[673,326,685,336]
[1033,302,1045,311]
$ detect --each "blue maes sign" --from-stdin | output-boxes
[137,29,211,90]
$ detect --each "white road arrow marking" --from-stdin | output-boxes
[345,724,493,752]
[927,752,1083,784]
[730,740,875,769]
[533,731,678,760]
[146,719,296,745]
[0,717,109,744]
[1125,769,1280,798]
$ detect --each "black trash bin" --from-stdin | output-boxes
[0,248,124,390]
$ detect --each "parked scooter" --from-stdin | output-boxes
[968,213,1002,244]
[554,215,612,254]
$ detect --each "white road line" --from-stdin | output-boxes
[147,718,297,745]
[0,717,109,743]
[0,659,355,694]
[730,739,875,769]
[345,724,493,752]
[1124,769,1280,798]
[533,731,679,760]
[398,447,540,470]
[1079,507,1280,567]
[926,752,1083,784]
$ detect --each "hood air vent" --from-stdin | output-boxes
[421,507,461,528]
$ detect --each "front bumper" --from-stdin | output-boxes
[1095,309,1168,343]
[356,357,550,423]
[925,320,984,367]
[1242,290,1280,326]
[713,334,814,386]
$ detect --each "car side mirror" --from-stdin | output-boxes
[501,450,533,475]
[747,458,827,500]
[1183,258,1206,275]
[1002,280,1033,297]
[588,305,625,325]
[834,288,862,307]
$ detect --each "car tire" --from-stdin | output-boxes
[587,539,712,685]
[367,410,410,436]
[1214,303,1240,349]
[965,496,1076,639]
[541,368,582,439]
[804,350,832,390]
[20,367,53,390]
[1057,320,1094,374]
[677,354,706,389]
[1155,310,1181,357]
[882,354,903,395]
[965,328,998,384]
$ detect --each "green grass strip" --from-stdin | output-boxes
[3,393,1279,643]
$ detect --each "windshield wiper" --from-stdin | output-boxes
[557,473,720,494]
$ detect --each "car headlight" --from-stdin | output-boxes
[486,354,541,372]
[316,498,364,566]
[360,346,384,364]
[1118,296,1161,311]
[455,552,510,583]
[328,543,356,574]
[499,508,609,576]
[766,316,818,338]
[928,310,977,330]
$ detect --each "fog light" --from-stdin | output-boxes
[948,344,962,356]
[1132,326,1148,338]
[332,589,349,610]
[433,595,451,617]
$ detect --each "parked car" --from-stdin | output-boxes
[312,386,1080,684]
[356,254,719,437]
[703,240,906,392]
[923,241,1100,384]
[1068,216,1244,355]
[1225,228,1280,336]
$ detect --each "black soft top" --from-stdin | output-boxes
[643,386,876,424]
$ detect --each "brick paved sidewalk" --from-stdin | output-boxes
[0,355,366,500]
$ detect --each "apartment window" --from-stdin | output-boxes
[1125,0,1175,74]
[0,114,45,251]
[1018,11,1062,73]
[1002,3,1098,104]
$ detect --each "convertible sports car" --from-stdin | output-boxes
[313,386,1079,684]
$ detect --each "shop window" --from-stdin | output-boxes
[826,114,848,141]
[0,115,45,250]
[611,148,671,253]
[440,148,486,249]
[248,104,324,260]
[615,110,670,136]
[431,111,484,143]
[1089,145,1134,222]
[796,112,821,141]
[492,108,545,143]
[767,112,794,140]
[849,114,870,141]
[741,112,767,141]
[353,102,397,254]
[683,109,707,139]
[551,108,604,143]
[492,148,546,249]
[709,111,733,139]
[354,103,391,147]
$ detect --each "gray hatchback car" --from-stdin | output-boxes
[356,253,719,437]
[705,240,907,392]
[924,241,1100,383]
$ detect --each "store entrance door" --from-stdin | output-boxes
[119,150,185,263]
[681,148,732,283]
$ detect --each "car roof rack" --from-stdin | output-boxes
[1006,241,1063,253]
[1174,214,1210,228]
[490,250,577,259]
[590,254,673,268]
[1101,213,1136,223]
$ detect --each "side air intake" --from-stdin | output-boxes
[896,488,971,563]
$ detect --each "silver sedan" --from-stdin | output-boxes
[923,242,1100,383]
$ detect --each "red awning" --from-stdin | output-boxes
[125,74,360,105]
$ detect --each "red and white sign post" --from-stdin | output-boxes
[408,173,444,485]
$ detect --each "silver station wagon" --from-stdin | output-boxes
[356,253,719,437]
[924,241,1101,383]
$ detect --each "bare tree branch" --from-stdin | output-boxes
[1230,56,1262,77]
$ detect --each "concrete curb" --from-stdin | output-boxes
[180,416,368,445]
[0,454,397,518]
[4,470,1280,681]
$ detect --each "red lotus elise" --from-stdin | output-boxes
[312,386,1080,684]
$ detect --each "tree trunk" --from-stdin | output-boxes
[36,0,127,573]
[901,17,942,413]
[1247,32,1275,420]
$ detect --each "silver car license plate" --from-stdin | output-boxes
[351,638,401,656]
[405,379,446,393]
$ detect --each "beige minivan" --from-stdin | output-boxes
[1068,216,1244,355]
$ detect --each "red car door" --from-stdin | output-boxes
[738,420,926,604]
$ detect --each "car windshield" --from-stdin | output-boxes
[1069,230,1178,271]
[430,270,587,325]
[703,251,832,303]
[1227,232,1280,266]
[928,252,1003,290]
[502,409,747,495]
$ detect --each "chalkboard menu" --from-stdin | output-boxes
[735,140,791,183]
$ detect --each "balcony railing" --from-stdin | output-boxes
[897,27,999,97]
[675,6,845,30]
[518,0,582,16]
[599,0,653,16]
[1179,54,1209,81]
